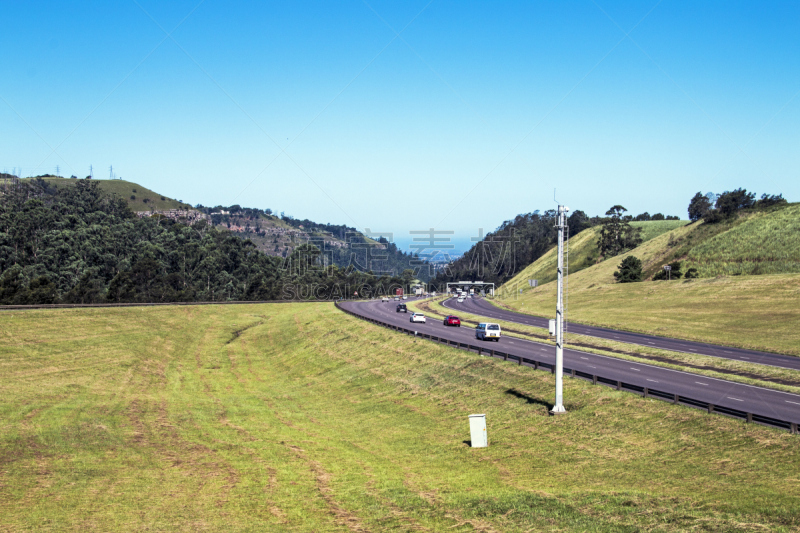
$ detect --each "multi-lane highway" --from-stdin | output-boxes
[442,297,800,371]
[339,298,800,429]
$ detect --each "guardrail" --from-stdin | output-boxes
[335,301,799,435]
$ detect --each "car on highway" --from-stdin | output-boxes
[381,297,389,302]
[457,297,465,303]
[476,323,501,341]
[410,313,426,323]
[396,304,407,313]
[402,295,408,300]
[443,315,461,327]
[394,296,400,301]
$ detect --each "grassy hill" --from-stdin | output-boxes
[500,219,688,294]
[20,176,192,211]
[496,204,800,354]
[1,303,799,531]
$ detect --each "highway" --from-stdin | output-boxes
[442,296,800,371]
[339,298,800,429]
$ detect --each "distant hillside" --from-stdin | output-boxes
[499,219,688,294]
[12,176,427,279]
[20,176,192,211]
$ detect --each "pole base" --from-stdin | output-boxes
[549,406,567,416]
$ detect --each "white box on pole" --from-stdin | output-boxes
[469,414,488,448]
[548,319,556,336]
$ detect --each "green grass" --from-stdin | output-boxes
[21,177,190,211]
[1,303,800,531]
[501,220,688,293]
[684,204,800,277]
[630,219,690,243]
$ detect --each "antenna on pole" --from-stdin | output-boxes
[550,204,569,415]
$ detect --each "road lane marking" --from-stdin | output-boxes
[695,382,708,386]
[786,400,800,406]
[741,357,749,360]
[647,379,658,383]
[630,368,640,371]
[727,397,744,402]
[724,351,733,353]
[580,357,588,360]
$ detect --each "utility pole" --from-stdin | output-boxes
[550,205,569,415]
[109,165,113,179]
[89,164,93,178]
[55,165,60,176]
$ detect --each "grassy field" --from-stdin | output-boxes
[2,304,800,531]
[497,273,800,356]
[20,177,190,211]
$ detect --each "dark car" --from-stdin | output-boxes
[396,304,407,313]
[443,315,461,327]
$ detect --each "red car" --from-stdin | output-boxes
[443,315,461,327]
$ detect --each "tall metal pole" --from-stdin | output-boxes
[550,205,568,415]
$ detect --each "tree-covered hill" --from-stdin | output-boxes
[0,179,416,304]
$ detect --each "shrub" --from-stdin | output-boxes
[653,261,683,280]
[685,268,699,279]
[613,256,642,283]
[130,195,136,200]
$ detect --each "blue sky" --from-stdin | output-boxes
[1,1,798,253]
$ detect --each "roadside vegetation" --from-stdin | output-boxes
[1,303,799,531]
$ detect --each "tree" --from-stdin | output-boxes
[716,188,755,217]
[598,206,642,259]
[613,256,642,283]
[755,193,787,208]
[567,209,591,236]
[688,192,711,222]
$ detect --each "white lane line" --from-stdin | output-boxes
[688,349,697,352]
[786,400,800,406]
[724,351,733,353]
[695,382,708,386]
[741,357,749,360]
[580,357,588,360]
[630,368,640,371]
[648,342,655,345]
[727,397,744,402]
[588,365,596,368]
[647,379,658,383]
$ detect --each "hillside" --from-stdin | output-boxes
[495,204,800,354]
[20,176,191,211]
[2,303,799,531]
[500,219,687,294]
[10,176,424,278]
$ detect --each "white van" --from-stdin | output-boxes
[476,323,501,341]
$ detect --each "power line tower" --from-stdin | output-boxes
[109,165,113,179]
[89,164,93,178]
[550,205,569,415]
[55,165,60,176]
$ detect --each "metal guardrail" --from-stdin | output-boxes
[335,301,799,435]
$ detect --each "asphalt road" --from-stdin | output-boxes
[442,297,800,371]
[340,299,800,427]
